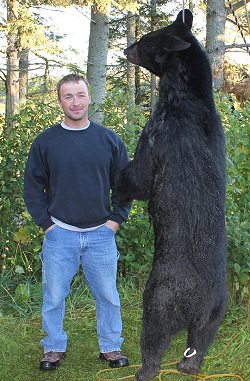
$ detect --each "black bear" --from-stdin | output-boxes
[117,9,228,381]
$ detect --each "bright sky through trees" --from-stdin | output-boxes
[38,6,90,65]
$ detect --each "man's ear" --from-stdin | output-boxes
[163,36,191,52]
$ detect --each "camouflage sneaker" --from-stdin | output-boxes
[40,351,66,370]
[99,350,129,368]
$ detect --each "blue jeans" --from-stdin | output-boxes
[40,224,124,353]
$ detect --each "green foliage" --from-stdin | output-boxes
[116,202,154,275]
[224,60,249,83]
[0,90,249,301]
[0,94,62,276]
[102,88,149,156]
[102,89,154,275]
[216,93,250,299]
[2,1,64,57]
[40,0,146,12]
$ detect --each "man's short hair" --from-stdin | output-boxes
[57,74,90,99]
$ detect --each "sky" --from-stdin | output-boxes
[0,3,249,79]
[36,4,250,68]
[0,5,91,77]
[31,6,91,74]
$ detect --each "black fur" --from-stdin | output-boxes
[117,9,227,381]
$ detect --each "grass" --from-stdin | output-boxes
[0,274,249,381]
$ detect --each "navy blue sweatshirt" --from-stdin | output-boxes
[24,122,130,231]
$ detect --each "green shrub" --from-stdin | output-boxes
[216,94,250,300]
[0,91,249,301]
[0,95,62,275]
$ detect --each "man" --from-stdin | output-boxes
[24,73,130,371]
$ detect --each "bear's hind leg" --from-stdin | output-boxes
[136,329,171,381]
[136,306,172,381]
[177,300,226,375]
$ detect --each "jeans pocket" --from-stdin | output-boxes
[45,225,58,240]
[103,224,115,235]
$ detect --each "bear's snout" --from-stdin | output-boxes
[124,45,140,65]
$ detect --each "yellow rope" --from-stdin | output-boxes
[203,376,243,380]
[159,367,204,380]
[96,331,245,381]
[96,364,140,381]
[96,364,244,381]
[96,356,244,381]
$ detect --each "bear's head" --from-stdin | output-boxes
[124,9,193,76]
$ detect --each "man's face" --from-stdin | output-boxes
[58,80,90,124]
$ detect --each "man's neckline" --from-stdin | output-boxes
[61,120,90,131]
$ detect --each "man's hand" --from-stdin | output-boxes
[105,220,120,233]
[44,224,56,234]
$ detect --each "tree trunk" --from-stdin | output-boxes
[150,74,157,114]
[43,58,49,93]
[5,0,20,133]
[150,0,157,114]
[87,3,110,124]
[135,16,141,105]
[205,0,226,90]
[19,49,29,103]
[126,12,136,106]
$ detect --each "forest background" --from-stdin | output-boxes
[0,0,249,325]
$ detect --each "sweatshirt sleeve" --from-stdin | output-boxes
[110,137,131,225]
[23,139,53,231]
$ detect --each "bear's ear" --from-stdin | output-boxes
[163,36,191,52]
[175,9,193,30]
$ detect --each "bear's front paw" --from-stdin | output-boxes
[135,366,159,381]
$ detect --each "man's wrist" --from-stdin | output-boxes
[105,220,120,233]
[41,218,54,232]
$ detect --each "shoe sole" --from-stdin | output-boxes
[99,354,129,368]
[40,354,66,371]
[109,358,129,368]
